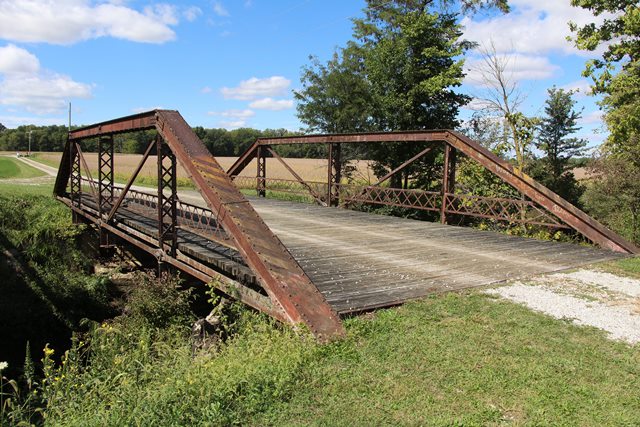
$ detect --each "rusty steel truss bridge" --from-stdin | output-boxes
[54,110,638,340]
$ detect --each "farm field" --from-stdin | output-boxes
[33,152,377,185]
[0,156,46,179]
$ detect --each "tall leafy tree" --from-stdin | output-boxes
[296,0,506,187]
[569,0,640,158]
[570,1,640,239]
[533,87,587,204]
[296,48,373,134]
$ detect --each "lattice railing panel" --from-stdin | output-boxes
[445,193,569,228]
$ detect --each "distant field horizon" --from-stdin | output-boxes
[31,152,378,184]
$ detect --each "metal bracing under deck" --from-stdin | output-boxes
[55,110,636,341]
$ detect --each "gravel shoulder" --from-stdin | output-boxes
[487,267,640,344]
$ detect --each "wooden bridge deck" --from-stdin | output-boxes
[78,192,624,314]
[250,198,622,313]
[151,192,621,314]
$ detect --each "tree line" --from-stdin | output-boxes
[0,124,323,158]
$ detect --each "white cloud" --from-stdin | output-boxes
[144,4,178,26]
[132,106,164,113]
[221,76,291,100]
[0,0,178,44]
[200,86,212,94]
[560,79,593,97]
[209,109,255,119]
[208,109,254,128]
[462,0,614,57]
[0,44,39,74]
[0,115,65,128]
[219,120,245,129]
[213,1,229,17]
[579,109,604,125]
[0,45,92,114]
[183,6,202,22]
[465,54,559,87]
[0,74,92,114]
[249,97,294,111]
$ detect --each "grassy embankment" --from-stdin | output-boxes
[0,157,46,179]
[1,182,639,426]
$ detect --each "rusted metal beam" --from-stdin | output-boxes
[267,146,327,206]
[227,141,259,178]
[98,135,114,246]
[441,144,452,224]
[98,136,114,215]
[256,145,266,197]
[76,144,98,196]
[256,130,450,145]
[106,140,155,224]
[157,137,178,258]
[443,131,638,254]
[371,144,435,187]
[154,110,345,339]
[327,143,341,207]
[69,110,157,140]
[69,139,82,224]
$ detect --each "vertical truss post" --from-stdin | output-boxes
[70,141,82,224]
[440,144,457,224]
[98,136,114,248]
[157,136,178,262]
[327,143,341,207]
[256,145,267,197]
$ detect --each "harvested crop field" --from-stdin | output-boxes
[34,152,377,183]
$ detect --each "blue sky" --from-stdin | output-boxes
[0,0,609,146]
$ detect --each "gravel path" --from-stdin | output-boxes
[487,268,640,344]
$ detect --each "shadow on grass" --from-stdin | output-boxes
[0,230,114,379]
[0,235,70,379]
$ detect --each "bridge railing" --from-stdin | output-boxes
[230,176,569,229]
[80,178,234,245]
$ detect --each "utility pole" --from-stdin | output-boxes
[27,129,32,156]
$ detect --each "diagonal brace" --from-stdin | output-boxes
[106,140,155,223]
[266,146,327,206]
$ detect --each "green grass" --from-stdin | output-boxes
[0,157,46,179]
[597,256,640,279]
[0,181,53,196]
[29,154,60,172]
[20,291,639,427]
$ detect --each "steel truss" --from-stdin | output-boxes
[54,110,344,340]
[229,131,638,254]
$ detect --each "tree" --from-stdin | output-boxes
[470,43,538,172]
[532,87,587,204]
[582,154,640,245]
[296,0,505,187]
[0,123,6,133]
[569,0,640,158]
[296,49,373,134]
[458,111,520,199]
